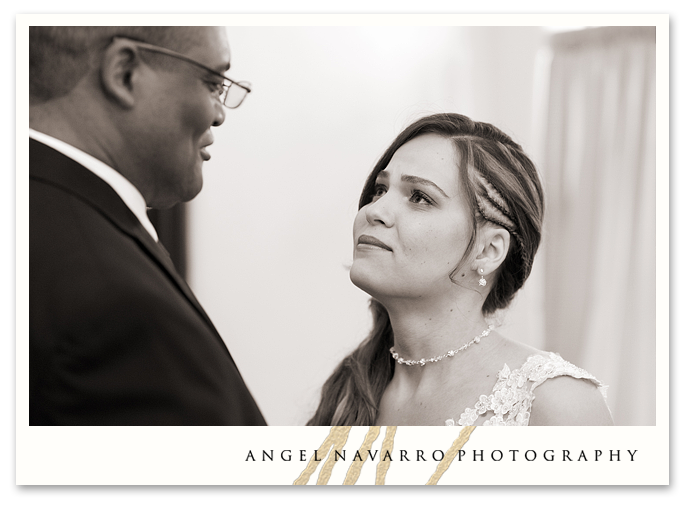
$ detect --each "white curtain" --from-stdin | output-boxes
[540,27,656,425]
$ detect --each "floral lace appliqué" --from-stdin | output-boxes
[444,353,607,427]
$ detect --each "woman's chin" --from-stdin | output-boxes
[350,268,406,304]
[349,266,382,298]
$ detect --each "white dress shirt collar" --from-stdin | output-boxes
[30,129,159,242]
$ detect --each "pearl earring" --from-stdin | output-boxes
[478,268,486,287]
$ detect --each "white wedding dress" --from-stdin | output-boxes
[445,353,608,426]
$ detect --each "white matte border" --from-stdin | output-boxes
[15,12,669,487]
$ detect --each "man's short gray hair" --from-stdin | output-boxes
[29,26,199,102]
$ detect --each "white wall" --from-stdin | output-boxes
[188,26,548,425]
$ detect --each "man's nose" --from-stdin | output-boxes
[213,102,226,127]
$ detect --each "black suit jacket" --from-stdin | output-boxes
[29,138,266,425]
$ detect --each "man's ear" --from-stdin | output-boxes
[475,224,511,276]
[100,39,144,109]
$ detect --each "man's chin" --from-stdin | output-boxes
[180,179,204,204]
[147,180,203,209]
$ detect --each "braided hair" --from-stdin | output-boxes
[307,113,544,426]
[453,132,543,313]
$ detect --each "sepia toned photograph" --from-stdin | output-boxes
[16,13,668,487]
[27,23,655,427]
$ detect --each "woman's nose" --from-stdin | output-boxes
[365,195,394,227]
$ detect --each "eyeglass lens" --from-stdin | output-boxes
[224,81,251,108]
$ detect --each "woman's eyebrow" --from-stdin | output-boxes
[401,174,449,198]
[376,171,449,198]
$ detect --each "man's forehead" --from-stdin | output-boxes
[179,27,231,73]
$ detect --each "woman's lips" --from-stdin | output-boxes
[357,234,392,251]
[200,147,211,161]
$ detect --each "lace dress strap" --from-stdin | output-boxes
[445,352,607,426]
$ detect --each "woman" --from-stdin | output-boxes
[308,113,613,426]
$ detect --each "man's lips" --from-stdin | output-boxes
[357,234,392,251]
[200,146,211,161]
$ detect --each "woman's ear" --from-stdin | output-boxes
[99,39,143,109]
[475,224,511,276]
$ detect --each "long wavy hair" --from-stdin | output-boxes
[307,113,544,426]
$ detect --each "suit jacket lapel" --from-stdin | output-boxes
[30,138,221,341]
[133,215,219,332]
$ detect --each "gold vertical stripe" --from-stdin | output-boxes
[293,426,352,485]
[425,426,476,485]
[375,426,397,485]
[342,426,381,485]
[316,426,352,485]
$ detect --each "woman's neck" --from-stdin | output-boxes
[384,295,490,378]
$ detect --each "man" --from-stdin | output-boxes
[29,26,266,425]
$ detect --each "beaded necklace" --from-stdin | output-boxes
[389,325,494,366]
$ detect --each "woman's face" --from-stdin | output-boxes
[350,134,475,301]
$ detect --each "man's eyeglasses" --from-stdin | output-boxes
[113,37,251,109]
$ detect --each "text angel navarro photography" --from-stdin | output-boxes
[245,448,639,463]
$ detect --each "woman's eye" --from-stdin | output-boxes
[371,184,387,202]
[410,189,434,205]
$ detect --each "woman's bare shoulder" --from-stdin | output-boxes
[484,334,613,426]
[484,332,550,370]
[529,375,614,426]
